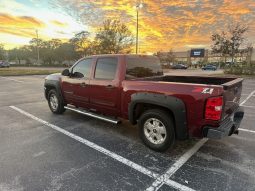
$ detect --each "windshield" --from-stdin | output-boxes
[126,56,163,79]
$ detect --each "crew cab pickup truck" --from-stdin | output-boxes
[44,54,244,151]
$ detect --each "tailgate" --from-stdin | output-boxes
[222,78,243,120]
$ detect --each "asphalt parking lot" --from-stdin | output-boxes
[0,75,255,191]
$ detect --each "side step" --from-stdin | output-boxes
[64,106,120,124]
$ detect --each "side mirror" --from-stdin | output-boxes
[61,69,70,76]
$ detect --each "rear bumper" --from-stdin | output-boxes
[203,106,244,139]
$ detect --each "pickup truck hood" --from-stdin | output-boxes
[45,73,62,81]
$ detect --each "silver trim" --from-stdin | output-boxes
[64,91,73,94]
[144,118,167,145]
[64,106,120,124]
[50,94,58,111]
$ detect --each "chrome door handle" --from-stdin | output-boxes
[80,82,87,87]
[106,85,114,89]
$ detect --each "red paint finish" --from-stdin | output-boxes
[60,54,243,138]
[120,80,225,137]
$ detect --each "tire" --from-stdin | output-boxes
[47,89,65,114]
[138,109,175,152]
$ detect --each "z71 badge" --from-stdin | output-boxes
[202,88,214,94]
[193,87,214,94]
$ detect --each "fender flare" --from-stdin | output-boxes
[128,93,188,140]
[44,80,64,103]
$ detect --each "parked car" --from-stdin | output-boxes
[202,65,217,71]
[44,54,244,152]
[171,64,188,69]
[0,61,10,68]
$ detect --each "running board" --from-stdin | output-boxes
[64,106,120,124]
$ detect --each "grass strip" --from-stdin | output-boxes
[0,68,61,76]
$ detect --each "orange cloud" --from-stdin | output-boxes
[0,28,36,38]
[53,0,255,52]
[2,0,254,52]
[0,13,45,37]
[219,1,252,15]
[51,20,68,27]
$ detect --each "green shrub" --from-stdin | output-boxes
[224,65,255,75]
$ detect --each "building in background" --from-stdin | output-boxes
[158,48,254,67]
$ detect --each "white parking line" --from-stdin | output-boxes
[240,90,255,106]
[146,139,208,191]
[0,76,24,83]
[165,179,196,191]
[239,90,255,135]
[9,106,194,191]
[239,128,255,134]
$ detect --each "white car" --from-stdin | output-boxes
[0,61,10,68]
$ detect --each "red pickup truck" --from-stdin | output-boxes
[44,54,244,151]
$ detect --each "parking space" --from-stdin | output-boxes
[0,109,153,191]
[0,75,255,191]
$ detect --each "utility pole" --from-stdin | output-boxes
[36,29,40,65]
[136,3,143,54]
[136,8,139,54]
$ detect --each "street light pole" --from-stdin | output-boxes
[136,8,139,54]
[36,29,40,65]
[136,3,143,54]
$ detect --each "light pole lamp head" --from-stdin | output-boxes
[136,3,143,10]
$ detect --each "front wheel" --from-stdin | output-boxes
[47,89,65,114]
[138,109,175,152]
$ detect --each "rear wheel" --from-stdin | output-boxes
[47,89,65,114]
[138,109,175,152]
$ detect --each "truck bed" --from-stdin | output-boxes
[133,75,243,122]
[140,75,237,86]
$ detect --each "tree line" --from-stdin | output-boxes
[0,21,253,67]
[0,19,134,65]
[211,23,252,66]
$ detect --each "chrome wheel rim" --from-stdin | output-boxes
[144,118,167,145]
[50,94,58,111]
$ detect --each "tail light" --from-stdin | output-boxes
[205,96,223,121]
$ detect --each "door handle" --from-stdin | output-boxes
[106,85,115,89]
[80,82,87,87]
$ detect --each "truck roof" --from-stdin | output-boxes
[83,54,157,59]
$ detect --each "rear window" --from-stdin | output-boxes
[126,56,163,79]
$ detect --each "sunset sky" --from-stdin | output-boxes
[0,0,255,53]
